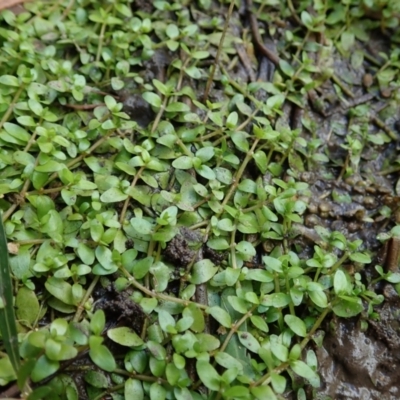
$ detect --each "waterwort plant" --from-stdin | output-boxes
[0,0,398,398]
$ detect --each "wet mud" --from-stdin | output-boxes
[316,296,400,400]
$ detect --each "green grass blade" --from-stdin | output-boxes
[0,213,20,374]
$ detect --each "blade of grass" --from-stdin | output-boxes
[0,214,20,375]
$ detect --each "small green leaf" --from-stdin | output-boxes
[35,161,63,173]
[206,306,231,328]
[175,316,194,332]
[95,246,118,271]
[89,337,116,372]
[16,287,40,326]
[100,188,128,203]
[250,315,269,333]
[172,156,193,169]
[207,238,230,250]
[231,131,249,152]
[107,327,144,347]
[271,373,286,394]
[147,341,167,361]
[236,241,256,261]
[194,333,220,353]
[125,350,148,374]
[31,355,59,382]
[90,310,105,336]
[166,102,190,113]
[45,338,77,361]
[290,360,320,386]
[226,111,238,128]
[228,296,250,314]
[131,218,154,235]
[307,283,328,308]
[341,30,355,51]
[150,382,166,400]
[251,386,277,400]
[237,331,260,353]
[279,60,295,77]
[132,256,153,279]
[253,150,268,173]
[45,277,74,305]
[0,75,19,86]
[195,164,216,180]
[189,259,217,284]
[332,296,363,317]
[333,269,349,295]
[349,252,371,264]
[77,243,95,265]
[27,387,53,400]
[142,92,162,108]
[301,10,313,27]
[104,95,117,111]
[263,255,282,272]
[150,261,170,292]
[270,341,288,362]
[182,304,205,333]
[125,379,144,400]
[284,315,307,337]
[214,167,232,185]
[84,370,109,388]
[158,310,176,333]
[140,298,158,314]
[196,361,220,391]
[245,269,274,283]
[223,386,249,398]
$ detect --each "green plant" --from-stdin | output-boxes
[0,0,398,398]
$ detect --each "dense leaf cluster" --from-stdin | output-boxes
[0,0,399,399]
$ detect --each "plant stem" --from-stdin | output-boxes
[0,85,24,130]
[73,275,100,322]
[2,156,39,222]
[331,74,354,98]
[252,306,331,387]
[45,128,115,187]
[330,252,349,274]
[217,304,258,355]
[120,267,207,309]
[203,0,236,102]
[151,95,168,134]
[96,22,107,63]
[119,165,145,224]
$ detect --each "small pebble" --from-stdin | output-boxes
[319,202,331,213]
[380,87,391,98]
[362,73,373,88]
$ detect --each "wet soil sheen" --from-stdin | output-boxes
[317,289,400,399]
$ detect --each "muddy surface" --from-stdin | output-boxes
[94,283,145,333]
[316,291,400,400]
